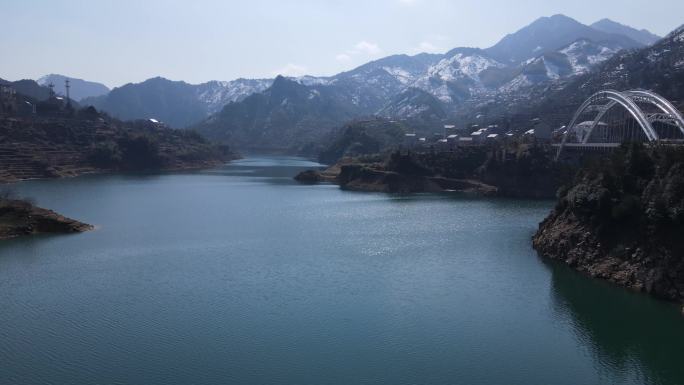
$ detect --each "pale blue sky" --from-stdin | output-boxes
[2,0,682,87]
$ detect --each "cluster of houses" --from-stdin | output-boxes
[403,119,556,151]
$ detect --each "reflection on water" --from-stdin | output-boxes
[549,261,684,385]
[203,156,326,180]
[0,156,682,385]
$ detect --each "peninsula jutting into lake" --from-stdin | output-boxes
[2,2,684,385]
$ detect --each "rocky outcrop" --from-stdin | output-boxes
[304,147,569,196]
[533,144,684,303]
[0,199,92,240]
[336,164,496,194]
[296,153,497,195]
[294,170,324,184]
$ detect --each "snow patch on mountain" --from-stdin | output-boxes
[560,40,619,75]
[296,76,331,86]
[197,79,272,114]
[427,54,504,82]
[403,53,505,102]
[390,103,430,118]
[308,89,320,99]
[543,57,562,80]
[500,74,533,93]
[673,27,684,42]
[382,67,414,84]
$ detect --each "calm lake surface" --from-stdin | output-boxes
[1,156,683,385]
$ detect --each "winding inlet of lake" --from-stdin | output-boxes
[1,156,682,385]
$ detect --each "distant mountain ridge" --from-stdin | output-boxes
[37,74,110,101]
[196,76,365,151]
[460,23,684,133]
[192,15,663,150]
[15,14,666,151]
[56,14,657,131]
[81,77,272,127]
[484,14,643,64]
[539,23,684,116]
[591,18,661,46]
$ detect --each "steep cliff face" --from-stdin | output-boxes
[533,144,684,302]
[480,145,574,199]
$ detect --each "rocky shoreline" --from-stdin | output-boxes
[334,163,497,194]
[533,144,684,304]
[0,158,233,185]
[298,145,684,308]
[0,199,92,240]
[295,160,497,195]
[294,149,556,197]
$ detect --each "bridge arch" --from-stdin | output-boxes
[624,90,684,136]
[556,90,684,160]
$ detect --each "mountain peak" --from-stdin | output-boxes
[548,14,577,21]
[486,14,643,64]
[266,74,309,101]
[534,14,582,26]
[271,75,300,88]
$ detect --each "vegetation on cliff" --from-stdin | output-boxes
[480,144,575,198]
[305,142,571,198]
[317,119,408,165]
[0,110,235,183]
[334,153,497,194]
[534,144,684,303]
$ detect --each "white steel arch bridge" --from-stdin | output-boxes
[555,89,684,160]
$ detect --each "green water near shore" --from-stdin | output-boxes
[0,156,682,385]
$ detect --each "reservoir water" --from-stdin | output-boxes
[1,156,683,385]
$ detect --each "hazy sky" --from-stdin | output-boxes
[2,0,683,88]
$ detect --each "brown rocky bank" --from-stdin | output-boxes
[533,144,684,303]
[295,147,566,197]
[335,163,497,194]
[295,154,497,194]
[0,199,92,240]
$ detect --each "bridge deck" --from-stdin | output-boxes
[552,143,621,148]
[553,141,684,149]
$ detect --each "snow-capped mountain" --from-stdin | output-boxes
[76,14,661,144]
[567,23,684,94]
[377,88,446,120]
[411,50,505,102]
[474,23,684,134]
[192,15,664,151]
[324,53,443,111]
[559,39,623,74]
[195,79,272,115]
[81,77,274,127]
[197,76,364,150]
[322,15,647,110]
[345,35,631,105]
[500,39,627,92]
[484,14,643,65]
